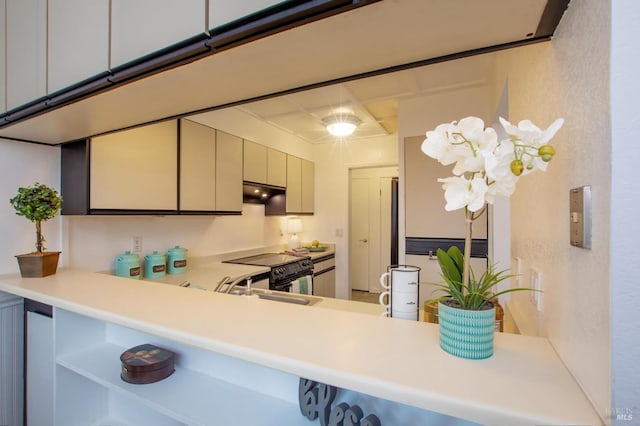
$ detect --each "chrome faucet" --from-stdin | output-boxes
[214,274,254,294]
[224,275,254,294]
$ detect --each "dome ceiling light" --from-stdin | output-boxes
[322,113,362,137]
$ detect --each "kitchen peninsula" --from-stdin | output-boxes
[0,264,600,425]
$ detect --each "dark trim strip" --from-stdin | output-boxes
[24,298,53,318]
[0,135,57,146]
[312,253,335,263]
[390,177,399,265]
[314,265,335,276]
[534,0,571,38]
[406,237,488,258]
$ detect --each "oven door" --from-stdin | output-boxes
[289,273,314,295]
[271,271,313,294]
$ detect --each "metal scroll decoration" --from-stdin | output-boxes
[299,378,382,426]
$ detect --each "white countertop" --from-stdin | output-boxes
[0,268,601,425]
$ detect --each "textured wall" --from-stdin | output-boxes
[502,0,611,420]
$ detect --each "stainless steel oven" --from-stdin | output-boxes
[223,253,313,293]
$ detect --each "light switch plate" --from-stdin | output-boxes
[569,186,592,249]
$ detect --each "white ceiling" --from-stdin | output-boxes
[0,0,549,144]
[234,53,496,143]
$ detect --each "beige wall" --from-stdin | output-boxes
[499,0,611,419]
[0,140,61,274]
[309,135,399,299]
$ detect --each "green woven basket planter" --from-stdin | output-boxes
[438,301,495,359]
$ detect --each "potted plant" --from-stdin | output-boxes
[9,182,63,277]
[421,116,564,359]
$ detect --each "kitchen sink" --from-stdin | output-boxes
[228,287,320,306]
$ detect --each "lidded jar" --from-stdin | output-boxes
[144,250,166,279]
[115,251,141,279]
[167,246,187,274]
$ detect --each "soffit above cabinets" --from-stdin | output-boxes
[0,0,557,145]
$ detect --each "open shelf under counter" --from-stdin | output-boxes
[0,269,602,425]
[56,341,305,426]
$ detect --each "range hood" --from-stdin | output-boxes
[243,182,286,216]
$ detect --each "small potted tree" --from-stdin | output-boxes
[10,182,62,277]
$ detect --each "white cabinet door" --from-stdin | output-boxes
[286,155,314,214]
[110,0,205,67]
[0,0,6,113]
[301,159,314,213]
[27,311,54,426]
[90,121,178,211]
[243,139,267,184]
[6,0,47,110]
[180,119,216,211]
[286,155,302,213]
[208,0,282,28]
[48,0,109,93]
[267,148,286,187]
[215,130,243,212]
[314,269,335,298]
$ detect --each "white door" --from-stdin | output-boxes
[350,177,369,291]
[349,167,398,294]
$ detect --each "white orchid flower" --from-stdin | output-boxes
[421,123,456,165]
[499,117,564,148]
[485,139,516,181]
[438,176,488,212]
[485,173,518,203]
[447,117,498,175]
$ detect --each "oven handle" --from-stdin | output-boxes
[271,282,292,292]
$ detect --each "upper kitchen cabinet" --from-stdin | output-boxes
[215,130,243,212]
[61,119,244,215]
[180,119,216,212]
[243,140,287,188]
[61,121,179,214]
[6,0,47,110]
[243,139,267,184]
[110,0,205,68]
[47,0,109,94]
[90,121,178,212]
[208,0,282,28]
[286,155,314,215]
[301,159,314,213]
[267,148,287,187]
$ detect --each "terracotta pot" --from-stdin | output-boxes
[15,252,61,277]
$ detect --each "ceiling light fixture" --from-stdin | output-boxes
[322,113,361,137]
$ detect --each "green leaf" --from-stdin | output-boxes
[436,248,462,283]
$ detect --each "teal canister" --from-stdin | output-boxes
[167,246,187,274]
[115,251,141,279]
[144,251,166,279]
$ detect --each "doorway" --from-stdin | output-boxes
[349,166,398,296]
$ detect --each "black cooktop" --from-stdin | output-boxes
[223,253,307,268]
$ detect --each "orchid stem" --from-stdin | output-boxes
[463,208,473,291]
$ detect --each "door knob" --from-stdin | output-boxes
[359,238,368,243]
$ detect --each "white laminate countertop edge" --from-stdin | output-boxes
[0,269,601,425]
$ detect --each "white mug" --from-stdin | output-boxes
[391,311,418,321]
[379,290,391,308]
[379,265,420,294]
[391,291,418,313]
